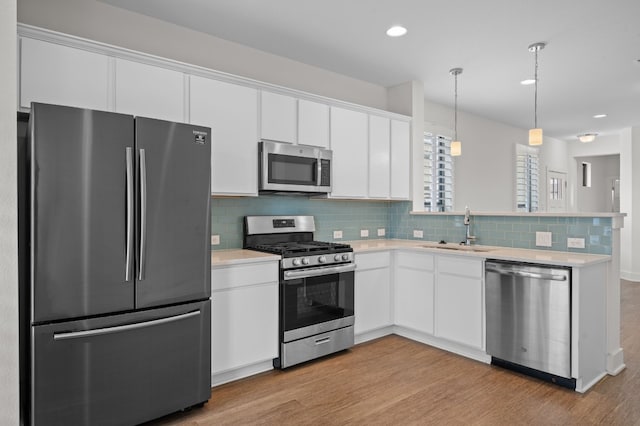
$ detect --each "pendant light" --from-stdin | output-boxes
[528,42,545,146]
[450,67,463,156]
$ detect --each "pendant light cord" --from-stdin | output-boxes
[454,72,458,140]
[534,47,538,129]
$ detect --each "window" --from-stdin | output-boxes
[515,144,539,212]
[424,133,454,212]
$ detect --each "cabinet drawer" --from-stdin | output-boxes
[355,251,391,270]
[395,251,434,271]
[212,262,278,291]
[437,256,483,278]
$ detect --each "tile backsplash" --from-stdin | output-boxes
[212,196,612,255]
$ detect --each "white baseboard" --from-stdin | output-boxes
[354,326,394,344]
[211,360,274,388]
[620,270,640,282]
[393,326,491,364]
[607,347,626,375]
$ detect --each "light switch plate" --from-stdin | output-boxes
[567,237,585,249]
[535,231,552,247]
[333,230,343,239]
[413,229,424,238]
[360,229,369,237]
[377,228,386,237]
[211,235,220,245]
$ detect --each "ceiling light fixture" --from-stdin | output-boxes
[450,67,463,157]
[593,114,607,119]
[520,79,536,85]
[578,133,598,143]
[528,42,546,146]
[386,26,407,37]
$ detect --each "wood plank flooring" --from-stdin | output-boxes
[150,280,640,425]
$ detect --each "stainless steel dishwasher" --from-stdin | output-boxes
[485,260,575,389]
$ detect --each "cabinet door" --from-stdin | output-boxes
[115,58,184,122]
[260,91,296,143]
[394,267,434,334]
[354,268,391,334]
[391,120,411,199]
[435,256,483,349]
[211,283,278,374]
[190,76,258,196]
[298,99,330,148]
[368,115,391,198]
[330,107,368,198]
[20,37,109,111]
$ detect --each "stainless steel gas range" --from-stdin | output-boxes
[244,215,355,368]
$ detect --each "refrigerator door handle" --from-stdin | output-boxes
[138,148,147,281]
[53,310,201,341]
[125,147,134,282]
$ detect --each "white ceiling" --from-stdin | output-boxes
[100,0,640,141]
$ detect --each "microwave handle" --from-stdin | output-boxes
[316,156,322,187]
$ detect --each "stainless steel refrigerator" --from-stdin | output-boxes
[19,103,212,425]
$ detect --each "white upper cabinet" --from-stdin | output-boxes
[190,76,259,196]
[260,91,297,143]
[298,99,330,148]
[20,38,109,111]
[391,120,411,199]
[114,58,184,123]
[330,106,369,198]
[368,115,391,199]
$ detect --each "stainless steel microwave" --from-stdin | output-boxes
[259,140,332,194]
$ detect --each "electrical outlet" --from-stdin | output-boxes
[360,229,369,238]
[333,230,343,239]
[567,237,585,249]
[211,235,220,245]
[535,231,552,247]
[377,228,386,237]
[413,229,424,239]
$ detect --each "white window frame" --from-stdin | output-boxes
[424,132,454,212]
[515,144,539,212]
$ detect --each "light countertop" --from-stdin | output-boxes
[211,239,610,268]
[348,239,610,267]
[211,249,280,267]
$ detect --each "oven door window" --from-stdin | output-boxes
[268,153,317,186]
[283,272,354,332]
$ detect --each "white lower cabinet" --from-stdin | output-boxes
[393,251,435,334]
[211,261,278,385]
[354,252,392,336]
[434,255,484,350]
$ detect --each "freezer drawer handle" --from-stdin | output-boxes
[138,148,147,281]
[125,147,134,282]
[52,310,200,341]
[485,267,567,282]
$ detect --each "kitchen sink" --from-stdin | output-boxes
[422,243,494,253]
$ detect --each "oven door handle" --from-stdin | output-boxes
[283,263,357,280]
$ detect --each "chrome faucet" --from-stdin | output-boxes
[463,206,476,246]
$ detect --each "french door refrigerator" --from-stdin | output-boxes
[20,103,212,425]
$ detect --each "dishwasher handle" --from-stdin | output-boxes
[485,265,568,282]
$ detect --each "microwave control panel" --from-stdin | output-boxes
[320,159,331,186]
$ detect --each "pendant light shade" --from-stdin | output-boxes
[528,42,545,146]
[529,128,543,146]
[450,67,463,157]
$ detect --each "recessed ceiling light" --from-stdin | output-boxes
[593,114,607,118]
[520,79,536,85]
[386,26,407,37]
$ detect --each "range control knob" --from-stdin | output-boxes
[292,258,301,266]
[318,256,327,264]
[302,258,310,265]
[334,254,342,261]
[342,254,350,261]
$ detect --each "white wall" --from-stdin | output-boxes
[0,0,20,423]
[619,128,640,281]
[575,155,619,212]
[17,0,387,110]
[538,135,571,212]
[423,99,567,212]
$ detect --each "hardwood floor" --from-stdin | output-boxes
[151,280,640,425]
